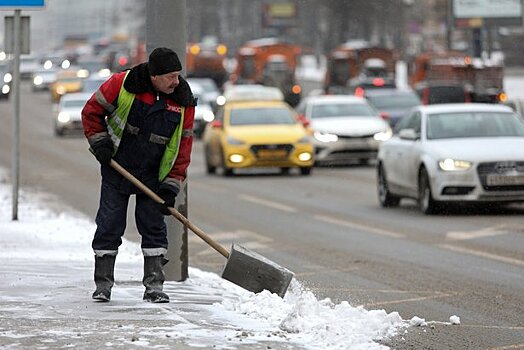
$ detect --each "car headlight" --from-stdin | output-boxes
[226,136,245,145]
[57,112,71,123]
[373,128,393,141]
[2,84,10,94]
[314,131,338,143]
[33,76,43,85]
[202,109,215,122]
[438,158,472,171]
[4,73,12,83]
[56,86,66,95]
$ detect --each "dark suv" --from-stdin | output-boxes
[414,81,471,105]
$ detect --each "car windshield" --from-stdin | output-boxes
[427,112,524,139]
[311,103,377,118]
[367,93,420,109]
[82,79,105,93]
[62,99,87,108]
[229,107,295,125]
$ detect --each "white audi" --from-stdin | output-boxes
[377,103,524,214]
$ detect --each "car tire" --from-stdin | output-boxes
[377,163,400,207]
[220,150,233,177]
[300,167,312,176]
[418,167,439,215]
[54,127,64,137]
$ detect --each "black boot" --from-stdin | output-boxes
[143,256,170,303]
[92,254,116,302]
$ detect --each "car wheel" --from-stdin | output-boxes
[300,167,312,176]
[220,150,233,177]
[204,148,216,174]
[54,126,64,137]
[377,163,400,207]
[418,167,438,214]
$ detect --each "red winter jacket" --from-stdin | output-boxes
[82,63,196,191]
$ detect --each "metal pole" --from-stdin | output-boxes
[11,9,21,221]
[146,0,188,281]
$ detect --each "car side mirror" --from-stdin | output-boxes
[297,114,310,128]
[398,128,418,140]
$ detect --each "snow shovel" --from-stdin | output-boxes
[110,160,294,298]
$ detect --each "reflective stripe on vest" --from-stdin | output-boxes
[108,71,185,181]
[159,106,184,181]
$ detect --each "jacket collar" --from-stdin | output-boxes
[123,63,197,107]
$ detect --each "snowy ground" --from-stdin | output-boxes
[0,167,414,349]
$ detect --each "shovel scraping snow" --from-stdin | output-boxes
[110,160,294,297]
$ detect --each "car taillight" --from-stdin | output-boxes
[373,78,385,86]
[422,88,430,105]
[464,90,471,103]
[354,87,365,97]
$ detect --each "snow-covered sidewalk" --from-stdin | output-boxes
[0,168,407,349]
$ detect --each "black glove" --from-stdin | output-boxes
[157,187,178,215]
[91,138,113,165]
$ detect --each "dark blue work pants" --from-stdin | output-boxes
[92,180,168,252]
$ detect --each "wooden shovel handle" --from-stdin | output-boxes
[110,159,230,258]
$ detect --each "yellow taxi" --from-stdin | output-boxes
[50,68,84,103]
[202,85,314,176]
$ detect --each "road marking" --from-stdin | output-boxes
[439,244,524,267]
[238,194,297,213]
[488,343,524,350]
[361,292,456,308]
[314,214,405,238]
[446,226,510,241]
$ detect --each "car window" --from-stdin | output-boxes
[62,99,87,108]
[367,93,421,109]
[427,112,524,139]
[395,111,421,135]
[427,86,466,104]
[229,107,296,125]
[215,106,224,122]
[311,103,377,118]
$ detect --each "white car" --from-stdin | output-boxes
[295,95,392,165]
[377,103,524,214]
[54,92,92,136]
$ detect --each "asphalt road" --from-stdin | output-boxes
[0,82,523,350]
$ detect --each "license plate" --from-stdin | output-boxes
[257,149,288,159]
[486,174,524,186]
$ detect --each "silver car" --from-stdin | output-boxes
[295,95,392,165]
[377,103,524,214]
[54,92,92,136]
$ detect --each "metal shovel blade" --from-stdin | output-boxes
[221,244,294,298]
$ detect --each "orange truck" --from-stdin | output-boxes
[231,38,302,106]
[410,50,505,104]
[186,37,229,87]
[324,41,397,93]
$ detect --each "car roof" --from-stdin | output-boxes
[223,84,284,102]
[304,95,369,104]
[416,103,514,114]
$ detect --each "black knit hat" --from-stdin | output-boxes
[148,47,182,76]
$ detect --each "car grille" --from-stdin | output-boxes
[477,161,524,191]
[337,134,375,140]
[250,144,294,160]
